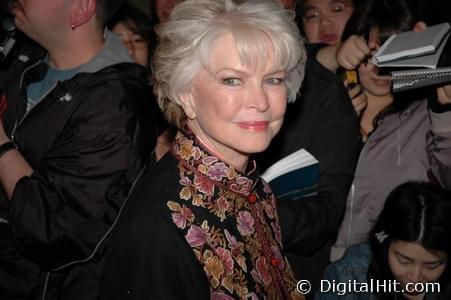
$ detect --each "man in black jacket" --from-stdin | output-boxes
[0,0,159,299]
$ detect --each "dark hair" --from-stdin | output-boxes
[341,0,414,43]
[148,0,161,25]
[96,0,125,27]
[368,182,451,300]
[107,1,157,63]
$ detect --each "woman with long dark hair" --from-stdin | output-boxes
[319,182,451,299]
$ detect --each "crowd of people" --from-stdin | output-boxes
[0,0,450,299]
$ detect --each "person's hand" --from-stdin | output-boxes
[345,81,367,116]
[336,35,371,70]
[412,21,427,32]
[437,84,451,105]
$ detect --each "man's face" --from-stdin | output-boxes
[301,0,354,45]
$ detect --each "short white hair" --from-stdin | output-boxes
[153,0,307,127]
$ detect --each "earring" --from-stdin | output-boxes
[71,23,76,31]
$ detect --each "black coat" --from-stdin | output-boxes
[0,42,159,299]
[100,130,302,299]
[256,50,361,294]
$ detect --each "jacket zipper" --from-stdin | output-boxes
[11,61,58,142]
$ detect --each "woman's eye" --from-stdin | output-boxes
[266,78,284,85]
[332,4,345,12]
[398,257,410,265]
[303,10,319,20]
[134,38,145,43]
[425,262,444,270]
[222,78,241,86]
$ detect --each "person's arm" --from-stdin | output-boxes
[0,127,33,197]
[316,36,371,72]
[315,43,341,71]
[428,84,451,189]
[7,84,152,270]
[335,35,372,71]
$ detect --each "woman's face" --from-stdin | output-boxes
[388,241,447,299]
[181,34,287,170]
[112,22,149,67]
[357,27,392,97]
[302,0,354,45]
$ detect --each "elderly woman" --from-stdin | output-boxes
[99,0,306,299]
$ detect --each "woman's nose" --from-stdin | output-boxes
[247,85,270,111]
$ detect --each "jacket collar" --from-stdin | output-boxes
[77,30,133,73]
[20,29,133,78]
[172,128,259,196]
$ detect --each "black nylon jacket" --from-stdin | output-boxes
[0,37,159,299]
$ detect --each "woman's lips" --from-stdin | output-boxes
[238,121,269,131]
[373,78,391,87]
[320,33,339,45]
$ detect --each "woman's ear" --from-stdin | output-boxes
[179,92,197,120]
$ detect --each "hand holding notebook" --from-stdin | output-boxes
[370,22,451,91]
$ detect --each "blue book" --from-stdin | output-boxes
[261,148,319,200]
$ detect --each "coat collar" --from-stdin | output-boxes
[172,128,259,196]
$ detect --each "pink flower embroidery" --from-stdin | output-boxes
[179,175,191,186]
[230,177,252,194]
[171,205,194,229]
[254,256,271,285]
[216,196,230,212]
[203,156,219,165]
[185,225,208,248]
[194,174,215,196]
[211,292,235,300]
[207,162,229,181]
[237,211,255,236]
[192,145,202,160]
[216,247,234,275]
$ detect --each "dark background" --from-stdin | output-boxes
[130,0,450,25]
[406,0,450,25]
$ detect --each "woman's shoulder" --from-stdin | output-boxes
[317,244,372,299]
[324,243,371,280]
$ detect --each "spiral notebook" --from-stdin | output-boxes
[373,22,450,68]
[391,67,451,92]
